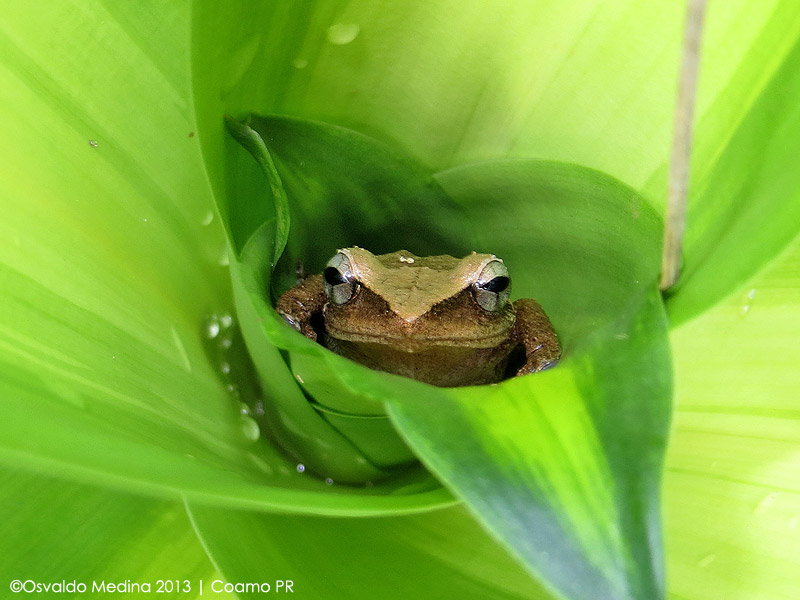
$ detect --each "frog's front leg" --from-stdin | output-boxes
[276,274,326,341]
[512,298,561,375]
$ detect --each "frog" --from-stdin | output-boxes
[276,247,561,387]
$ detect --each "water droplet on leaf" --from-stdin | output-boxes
[740,288,757,316]
[219,246,230,267]
[204,316,221,339]
[698,553,716,568]
[754,492,779,515]
[240,416,260,442]
[327,23,360,45]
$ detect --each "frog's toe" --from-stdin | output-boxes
[516,357,559,377]
[279,312,301,331]
[538,359,559,372]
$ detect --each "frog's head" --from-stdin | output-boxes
[321,247,515,349]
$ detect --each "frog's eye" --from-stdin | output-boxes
[324,252,359,305]
[473,259,511,312]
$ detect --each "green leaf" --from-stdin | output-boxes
[225,112,671,600]
[230,221,424,481]
[434,160,663,347]
[224,116,291,264]
[665,32,800,323]
[188,502,554,600]
[0,2,454,518]
[0,468,229,600]
[225,114,471,480]
[664,234,800,600]
[382,161,671,600]
[3,2,798,600]
[193,2,795,204]
[0,0,238,503]
[386,291,670,600]
[230,114,469,273]
[195,3,800,321]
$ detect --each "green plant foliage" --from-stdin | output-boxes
[222,114,671,599]
[0,469,228,600]
[188,502,553,600]
[664,235,800,600]
[665,33,800,323]
[0,1,799,599]
[386,290,669,600]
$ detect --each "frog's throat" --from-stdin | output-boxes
[341,247,500,321]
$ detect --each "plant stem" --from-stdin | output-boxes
[660,0,707,291]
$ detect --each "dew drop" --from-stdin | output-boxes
[219,337,233,350]
[219,246,230,267]
[253,401,265,417]
[296,463,306,473]
[325,478,334,486]
[239,402,251,416]
[240,416,260,441]
[142,217,148,223]
[220,314,234,329]
[292,57,308,69]
[295,373,305,384]
[754,491,779,515]
[88,139,99,148]
[201,211,214,226]
[327,23,360,45]
[204,315,221,339]
[740,288,757,316]
[220,361,231,375]
[698,553,716,568]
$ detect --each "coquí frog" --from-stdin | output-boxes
[277,247,560,387]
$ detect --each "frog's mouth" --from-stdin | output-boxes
[324,322,513,350]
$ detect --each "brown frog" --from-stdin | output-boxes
[276,247,560,387]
